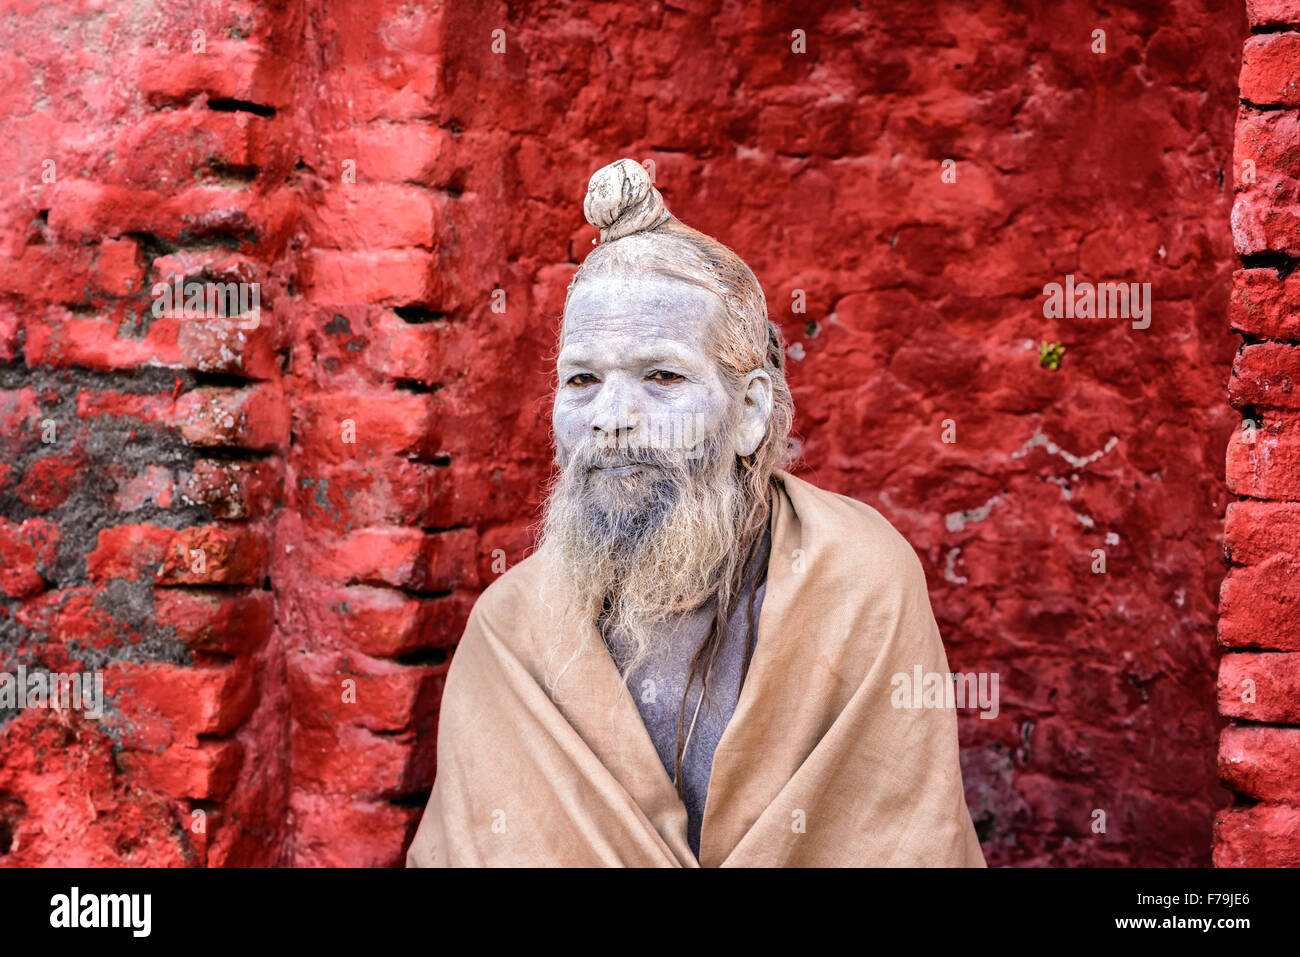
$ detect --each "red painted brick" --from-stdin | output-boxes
[1231,268,1300,340]
[288,653,443,733]
[1246,0,1300,28]
[85,525,172,583]
[1217,651,1300,722]
[1230,342,1300,409]
[153,588,273,657]
[293,725,424,796]
[173,384,288,451]
[320,125,454,185]
[157,526,270,586]
[0,518,59,598]
[1225,411,1300,500]
[307,527,478,591]
[293,393,439,464]
[15,450,87,511]
[324,585,471,657]
[178,459,280,520]
[136,43,288,110]
[288,793,419,868]
[118,740,243,800]
[1219,562,1300,650]
[108,659,258,745]
[1218,724,1300,801]
[306,185,441,249]
[1224,499,1300,563]
[16,586,140,650]
[1240,33,1300,107]
[1213,804,1300,867]
[112,466,176,511]
[303,249,443,306]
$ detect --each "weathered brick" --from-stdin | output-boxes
[1218,724,1300,801]
[153,588,273,657]
[157,526,270,586]
[288,652,443,733]
[1246,0,1300,29]
[307,527,479,591]
[1219,562,1300,650]
[1213,804,1300,867]
[1230,342,1300,409]
[1231,268,1300,340]
[319,125,454,185]
[322,585,472,657]
[1217,651,1300,722]
[0,518,59,598]
[173,384,288,451]
[86,525,173,583]
[117,740,243,800]
[292,393,439,465]
[1240,33,1300,107]
[306,184,440,249]
[1224,499,1300,563]
[1225,411,1300,500]
[178,459,281,520]
[108,659,258,746]
[303,249,443,306]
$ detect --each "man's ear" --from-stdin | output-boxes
[734,369,774,457]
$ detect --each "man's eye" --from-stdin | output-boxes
[646,370,685,384]
[567,373,598,387]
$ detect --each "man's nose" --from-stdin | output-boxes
[589,378,641,444]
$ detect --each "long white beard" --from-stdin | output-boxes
[537,418,747,691]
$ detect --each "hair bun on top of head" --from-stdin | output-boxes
[583,158,675,244]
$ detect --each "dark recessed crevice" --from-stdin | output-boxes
[393,306,447,324]
[208,98,276,118]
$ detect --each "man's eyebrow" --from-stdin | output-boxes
[557,341,704,370]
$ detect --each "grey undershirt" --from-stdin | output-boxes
[602,529,769,860]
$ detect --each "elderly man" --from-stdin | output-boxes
[406,159,986,867]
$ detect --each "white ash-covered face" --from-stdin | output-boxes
[553,274,772,489]
[540,270,775,679]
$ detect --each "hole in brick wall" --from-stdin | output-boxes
[206,163,260,187]
[36,209,48,223]
[393,306,447,324]
[389,790,432,809]
[394,379,444,394]
[190,371,254,389]
[208,98,276,118]
[1251,22,1300,34]
[1239,252,1296,280]
[0,792,27,855]
[396,647,448,667]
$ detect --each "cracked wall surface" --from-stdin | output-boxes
[0,0,1250,866]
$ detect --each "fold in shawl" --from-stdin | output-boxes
[407,470,987,867]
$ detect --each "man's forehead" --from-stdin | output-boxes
[563,274,721,332]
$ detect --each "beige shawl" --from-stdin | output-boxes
[406,470,986,867]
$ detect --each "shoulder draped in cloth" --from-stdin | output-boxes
[406,471,987,867]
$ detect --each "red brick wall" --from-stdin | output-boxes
[0,1,1248,866]
[1214,0,1300,868]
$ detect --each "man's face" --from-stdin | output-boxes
[553,274,740,510]
[540,271,774,669]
